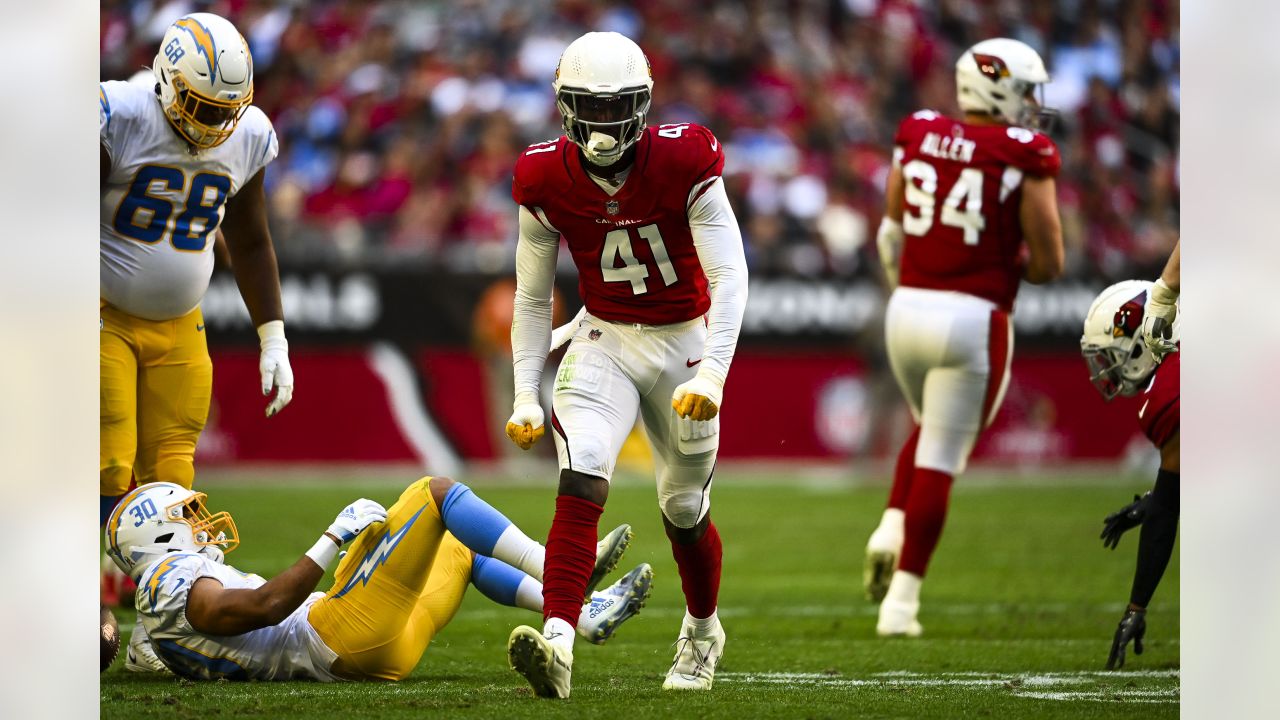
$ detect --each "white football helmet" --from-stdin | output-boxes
[553,32,654,166]
[152,13,254,151]
[105,482,239,582]
[955,38,1053,129]
[1080,280,1179,401]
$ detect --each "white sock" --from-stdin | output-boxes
[492,526,545,581]
[884,570,922,606]
[544,617,576,651]
[879,508,906,535]
[685,609,719,636]
[514,575,543,614]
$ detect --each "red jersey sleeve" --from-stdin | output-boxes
[993,126,1061,177]
[1138,351,1180,448]
[511,139,563,208]
[662,123,724,207]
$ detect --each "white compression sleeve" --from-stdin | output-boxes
[687,177,748,387]
[511,206,560,406]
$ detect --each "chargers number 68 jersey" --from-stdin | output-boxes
[99,80,277,321]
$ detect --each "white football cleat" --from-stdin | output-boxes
[662,613,725,691]
[508,625,573,699]
[864,524,903,604]
[876,598,924,638]
[586,523,633,600]
[124,623,171,674]
[578,563,653,645]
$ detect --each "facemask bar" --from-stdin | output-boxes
[166,491,240,555]
[1082,344,1125,401]
[556,86,651,162]
[167,74,252,150]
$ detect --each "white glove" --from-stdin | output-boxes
[506,396,546,450]
[325,499,388,545]
[1141,278,1179,360]
[672,374,724,422]
[258,320,294,418]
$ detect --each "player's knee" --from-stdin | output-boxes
[662,508,709,544]
[427,476,456,508]
[100,462,133,497]
[147,456,195,489]
[558,469,609,506]
[659,490,708,532]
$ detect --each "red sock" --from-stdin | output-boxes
[542,494,603,626]
[898,468,954,577]
[670,520,722,619]
[887,426,921,511]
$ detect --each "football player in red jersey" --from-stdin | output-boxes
[863,38,1065,636]
[1083,280,1180,670]
[502,32,747,697]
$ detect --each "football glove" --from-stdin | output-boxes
[258,321,295,418]
[672,374,723,422]
[326,499,388,545]
[1101,492,1150,550]
[1105,608,1146,670]
[506,399,546,450]
[1141,278,1178,360]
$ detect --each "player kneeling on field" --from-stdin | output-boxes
[1080,280,1180,670]
[105,478,651,680]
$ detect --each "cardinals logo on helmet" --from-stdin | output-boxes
[973,53,1011,82]
[1111,292,1148,338]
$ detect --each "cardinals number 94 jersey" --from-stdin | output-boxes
[100,80,278,321]
[512,124,724,325]
[895,110,1061,311]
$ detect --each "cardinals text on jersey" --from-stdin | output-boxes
[512,123,724,325]
[100,80,278,321]
[894,110,1061,311]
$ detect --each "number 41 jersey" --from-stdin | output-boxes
[895,110,1060,311]
[512,124,724,325]
[100,80,278,321]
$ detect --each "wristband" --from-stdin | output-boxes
[257,320,286,345]
[304,535,340,570]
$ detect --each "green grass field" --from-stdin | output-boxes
[101,469,1179,718]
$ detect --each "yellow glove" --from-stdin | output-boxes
[505,402,546,450]
[672,375,723,422]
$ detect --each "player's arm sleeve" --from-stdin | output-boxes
[510,206,560,406]
[99,83,122,165]
[688,177,748,387]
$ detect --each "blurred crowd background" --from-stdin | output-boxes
[101,0,1179,281]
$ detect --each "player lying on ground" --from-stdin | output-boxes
[863,37,1064,637]
[106,478,651,680]
[504,31,747,696]
[1081,280,1180,670]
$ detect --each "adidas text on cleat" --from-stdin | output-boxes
[508,626,573,699]
[586,523,632,600]
[578,563,653,645]
[662,614,725,690]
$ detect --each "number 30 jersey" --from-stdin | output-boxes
[100,80,278,321]
[512,124,724,325]
[894,110,1060,311]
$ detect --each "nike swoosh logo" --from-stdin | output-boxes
[710,137,718,152]
[1139,399,1149,418]
[195,324,205,332]
[686,358,702,368]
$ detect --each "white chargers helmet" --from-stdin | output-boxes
[105,482,239,582]
[955,38,1053,129]
[152,13,254,150]
[1080,280,1179,401]
[554,32,654,166]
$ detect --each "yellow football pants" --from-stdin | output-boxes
[308,478,474,681]
[100,302,213,496]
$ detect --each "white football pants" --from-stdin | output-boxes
[550,313,718,528]
[885,286,1013,475]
